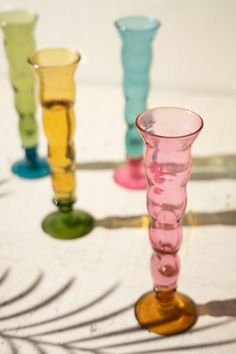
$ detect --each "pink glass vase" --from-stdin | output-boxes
[135,107,203,335]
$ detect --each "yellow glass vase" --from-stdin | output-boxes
[29,48,94,239]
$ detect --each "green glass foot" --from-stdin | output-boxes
[42,209,94,240]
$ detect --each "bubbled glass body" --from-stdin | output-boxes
[135,107,203,335]
[0,10,49,178]
[29,48,93,239]
[113,16,160,189]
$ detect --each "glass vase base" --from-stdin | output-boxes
[42,209,94,240]
[135,290,197,335]
[113,163,146,190]
[12,157,50,179]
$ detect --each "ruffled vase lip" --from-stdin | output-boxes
[115,15,161,32]
[0,9,38,27]
[136,107,204,139]
[28,48,81,69]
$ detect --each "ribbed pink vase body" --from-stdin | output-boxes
[136,108,203,291]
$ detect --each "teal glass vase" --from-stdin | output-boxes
[0,10,50,179]
[113,16,160,189]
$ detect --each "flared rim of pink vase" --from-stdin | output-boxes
[28,48,81,69]
[136,107,204,139]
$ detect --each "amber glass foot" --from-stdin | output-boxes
[42,209,94,240]
[135,290,197,335]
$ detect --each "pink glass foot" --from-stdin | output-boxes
[113,156,147,190]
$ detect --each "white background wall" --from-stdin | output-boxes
[0,0,236,94]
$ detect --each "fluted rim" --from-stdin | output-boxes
[115,16,161,32]
[28,48,81,69]
[0,9,37,27]
[136,107,204,139]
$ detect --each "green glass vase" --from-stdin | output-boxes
[0,10,49,179]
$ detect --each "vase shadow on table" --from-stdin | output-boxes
[0,269,236,354]
[37,208,236,241]
[77,154,236,180]
[0,178,11,198]
[96,209,236,229]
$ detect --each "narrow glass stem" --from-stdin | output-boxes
[24,146,38,165]
[127,155,144,177]
[53,197,75,213]
[155,288,176,311]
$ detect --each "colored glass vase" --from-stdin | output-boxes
[29,48,94,239]
[135,107,203,334]
[0,10,49,179]
[114,16,160,189]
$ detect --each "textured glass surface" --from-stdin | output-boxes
[29,49,93,239]
[0,10,38,147]
[115,16,160,158]
[135,107,203,334]
[30,49,78,204]
[0,10,49,178]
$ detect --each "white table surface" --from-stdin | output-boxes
[0,78,236,353]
